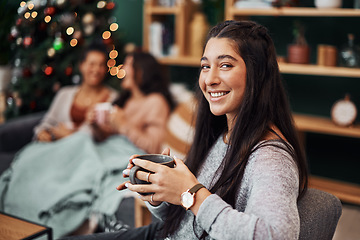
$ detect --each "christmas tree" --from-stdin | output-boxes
[6,0,124,119]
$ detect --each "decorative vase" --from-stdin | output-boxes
[190,12,209,57]
[287,44,310,64]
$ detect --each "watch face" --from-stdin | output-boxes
[181,191,194,209]
[331,99,357,127]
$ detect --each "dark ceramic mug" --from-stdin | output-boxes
[129,154,175,186]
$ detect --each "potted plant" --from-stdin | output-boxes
[287,21,310,64]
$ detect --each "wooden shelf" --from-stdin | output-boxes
[145,6,179,15]
[293,113,360,138]
[280,63,360,78]
[157,57,360,78]
[228,7,360,17]
[309,175,360,205]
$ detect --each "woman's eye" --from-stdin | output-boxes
[201,65,210,70]
[221,64,233,69]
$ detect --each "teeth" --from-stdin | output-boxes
[210,92,227,97]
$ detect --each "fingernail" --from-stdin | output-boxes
[132,159,137,164]
[125,183,129,188]
[123,169,130,175]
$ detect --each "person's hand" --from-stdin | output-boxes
[50,123,75,140]
[109,106,126,133]
[85,106,97,125]
[36,129,53,142]
[119,150,199,207]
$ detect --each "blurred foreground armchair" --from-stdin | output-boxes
[0,112,44,174]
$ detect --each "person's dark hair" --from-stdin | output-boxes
[162,20,308,238]
[114,51,174,110]
[78,40,109,63]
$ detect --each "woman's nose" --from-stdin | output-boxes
[204,69,220,86]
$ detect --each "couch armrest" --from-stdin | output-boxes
[0,112,45,152]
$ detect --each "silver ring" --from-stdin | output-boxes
[151,194,154,202]
[147,172,151,183]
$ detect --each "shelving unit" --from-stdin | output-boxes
[143,0,192,57]
[222,0,360,205]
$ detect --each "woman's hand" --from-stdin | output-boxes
[36,129,52,142]
[50,123,75,140]
[120,155,199,206]
[109,106,126,134]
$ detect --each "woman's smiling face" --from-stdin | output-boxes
[199,37,247,122]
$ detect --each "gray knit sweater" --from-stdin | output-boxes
[147,137,300,240]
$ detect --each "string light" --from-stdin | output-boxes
[24,12,31,19]
[109,66,119,76]
[109,23,118,32]
[31,11,38,18]
[97,1,106,8]
[102,31,111,40]
[107,59,116,68]
[28,1,34,10]
[20,1,26,7]
[109,49,118,59]
[70,39,78,47]
[44,15,51,23]
[66,27,74,35]
[117,68,126,79]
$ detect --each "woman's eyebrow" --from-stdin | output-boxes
[200,55,238,62]
[218,54,237,61]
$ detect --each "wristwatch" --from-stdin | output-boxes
[180,183,205,210]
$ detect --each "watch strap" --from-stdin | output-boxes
[189,183,205,194]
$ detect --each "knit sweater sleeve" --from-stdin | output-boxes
[196,145,300,240]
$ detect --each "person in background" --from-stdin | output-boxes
[35,42,118,142]
[63,20,308,240]
[89,51,174,154]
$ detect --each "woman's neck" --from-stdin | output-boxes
[80,84,104,94]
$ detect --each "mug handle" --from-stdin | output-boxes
[129,165,141,184]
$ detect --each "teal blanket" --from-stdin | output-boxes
[0,132,144,238]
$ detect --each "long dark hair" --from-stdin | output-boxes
[113,52,174,109]
[162,20,308,238]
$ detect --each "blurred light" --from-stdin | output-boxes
[24,12,31,19]
[117,69,126,79]
[110,66,119,76]
[109,23,118,32]
[20,1,26,7]
[70,39,78,47]
[47,48,55,57]
[31,11,38,18]
[66,27,74,35]
[44,15,51,23]
[107,59,116,68]
[109,50,118,59]
[28,2,34,10]
[102,31,111,40]
[16,37,23,45]
[97,1,106,8]
[44,66,53,75]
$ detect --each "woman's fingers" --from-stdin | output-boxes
[116,181,130,191]
[161,148,170,156]
[132,158,165,173]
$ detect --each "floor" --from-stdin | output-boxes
[333,203,360,240]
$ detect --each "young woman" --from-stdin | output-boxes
[90,51,174,154]
[35,42,118,141]
[64,20,308,240]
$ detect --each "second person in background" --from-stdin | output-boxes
[90,51,174,154]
